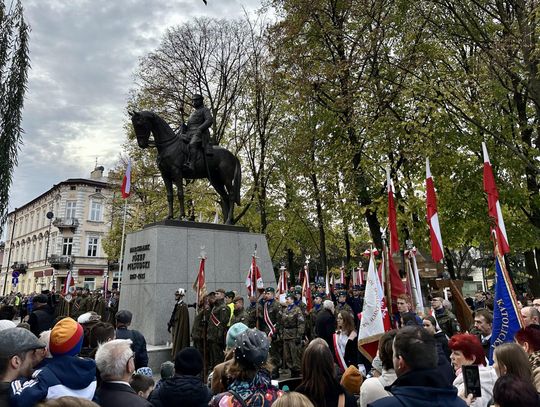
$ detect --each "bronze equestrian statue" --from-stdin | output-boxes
[130,110,241,224]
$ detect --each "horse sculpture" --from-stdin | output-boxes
[130,111,241,224]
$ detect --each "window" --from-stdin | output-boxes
[89,201,102,221]
[62,237,73,255]
[70,186,76,191]
[83,277,95,291]
[87,236,98,257]
[65,201,76,219]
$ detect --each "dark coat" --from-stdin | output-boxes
[368,368,467,407]
[296,383,356,407]
[96,381,152,407]
[116,327,148,369]
[0,382,10,407]
[315,309,336,354]
[434,331,451,360]
[148,374,211,407]
[28,304,54,336]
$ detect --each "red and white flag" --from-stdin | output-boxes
[482,143,510,254]
[245,255,263,297]
[193,256,207,306]
[62,270,75,296]
[339,262,345,285]
[121,158,131,199]
[358,249,386,360]
[387,168,400,254]
[302,264,313,311]
[426,158,444,262]
[277,266,288,303]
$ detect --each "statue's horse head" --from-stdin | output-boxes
[129,110,153,149]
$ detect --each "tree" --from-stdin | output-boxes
[0,0,29,235]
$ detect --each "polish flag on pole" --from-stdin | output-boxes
[358,249,386,360]
[277,265,288,303]
[193,252,207,307]
[426,158,444,262]
[121,159,131,199]
[245,253,263,297]
[339,261,345,285]
[62,270,75,296]
[482,143,510,254]
[387,167,400,254]
[302,261,313,311]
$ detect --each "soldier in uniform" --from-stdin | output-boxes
[230,296,248,325]
[307,292,324,340]
[335,290,353,317]
[182,93,214,171]
[293,285,307,316]
[347,285,363,325]
[206,288,230,371]
[259,287,282,378]
[168,288,190,358]
[282,292,305,377]
[192,292,213,376]
[245,295,258,328]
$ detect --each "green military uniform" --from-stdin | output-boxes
[282,298,305,376]
[335,301,353,317]
[192,306,210,373]
[231,308,248,325]
[435,307,460,338]
[206,299,230,370]
[246,301,258,328]
[259,292,283,372]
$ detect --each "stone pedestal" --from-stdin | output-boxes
[118,220,275,346]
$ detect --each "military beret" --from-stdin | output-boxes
[338,290,348,297]
[265,287,275,293]
[352,285,361,290]
[285,292,295,299]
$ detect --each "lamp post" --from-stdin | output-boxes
[2,209,17,296]
[44,211,54,290]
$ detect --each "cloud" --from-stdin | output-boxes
[9,0,262,215]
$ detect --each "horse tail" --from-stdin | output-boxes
[234,156,241,205]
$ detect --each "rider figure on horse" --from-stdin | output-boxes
[183,93,214,171]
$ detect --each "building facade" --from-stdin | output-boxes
[0,167,116,295]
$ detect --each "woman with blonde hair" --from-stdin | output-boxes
[272,392,314,407]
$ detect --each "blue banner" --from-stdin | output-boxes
[489,255,523,363]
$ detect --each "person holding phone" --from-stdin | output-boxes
[448,334,497,406]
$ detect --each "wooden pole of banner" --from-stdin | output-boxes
[117,199,128,294]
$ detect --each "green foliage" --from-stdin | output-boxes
[0,0,29,235]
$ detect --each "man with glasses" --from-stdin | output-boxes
[96,339,151,407]
[0,328,45,405]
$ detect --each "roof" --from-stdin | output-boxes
[8,177,112,216]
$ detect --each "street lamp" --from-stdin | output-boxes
[44,211,54,290]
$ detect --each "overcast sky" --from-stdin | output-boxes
[9,0,262,213]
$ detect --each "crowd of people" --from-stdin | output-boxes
[0,284,539,407]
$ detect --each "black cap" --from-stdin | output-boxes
[338,290,347,297]
[115,310,132,324]
[175,347,203,375]
[225,291,235,299]
[265,287,275,293]
[234,329,269,367]
[34,294,48,304]
[0,328,45,358]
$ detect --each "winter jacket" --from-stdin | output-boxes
[149,374,211,407]
[97,381,152,407]
[10,355,97,406]
[0,382,10,407]
[28,304,55,336]
[453,365,496,407]
[367,368,467,407]
[359,369,397,407]
[116,327,148,369]
[530,350,540,392]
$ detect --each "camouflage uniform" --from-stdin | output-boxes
[307,304,323,340]
[282,302,305,375]
[206,299,230,370]
[259,297,283,371]
[192,307,210,373]
[335,301,353,317]
[231,308,248,326]
[246,301,258,328]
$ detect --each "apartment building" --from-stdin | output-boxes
[0,166,116,295]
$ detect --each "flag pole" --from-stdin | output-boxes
[117,198,128,294]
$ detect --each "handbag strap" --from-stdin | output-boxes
[228,389,248,407]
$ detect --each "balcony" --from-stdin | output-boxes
[48,254,73,269]
[52,217,79,230]
[11,262,27,274]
